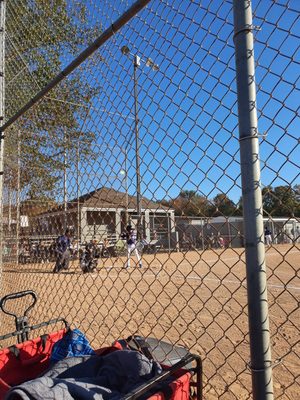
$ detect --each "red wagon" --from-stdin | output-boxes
[0,291,202,400]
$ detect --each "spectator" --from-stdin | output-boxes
[207,233,214,249]
[296,226,300,243]
[291,227,295,242]
[264,226,272,247]
[49,239,57,261]
[101,238,111,257]
[19,242,25,264]
[53,228,72,273]
[282,228,289,244]
[217,233,225,249]
[125,225,142,268]
[197,232,204,250]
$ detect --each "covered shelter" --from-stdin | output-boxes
[33,187,175,245]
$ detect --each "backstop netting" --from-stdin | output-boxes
[0,1,299,399]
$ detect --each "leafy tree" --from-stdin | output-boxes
[236,196,243,216]
[294,184,300,203]
[273,186,299,216]
[5,1,102,200]
[262,185,299,217]
[209,193,237,216]
[262,186,276,216]
[179,190,199,200]
[162,185,300,219]
[161,190,210,217]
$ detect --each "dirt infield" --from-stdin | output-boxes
[1,244,299,399]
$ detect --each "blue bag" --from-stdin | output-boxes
[50,328,95,362]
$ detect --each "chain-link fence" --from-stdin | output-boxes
[0,0,299,399]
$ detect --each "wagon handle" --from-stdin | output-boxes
[0,290,37,317]
[0,290,37,342]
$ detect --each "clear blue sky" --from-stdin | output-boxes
[66,0,299,205]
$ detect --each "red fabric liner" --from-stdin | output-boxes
[0,335,191,400]
[0,329,66,399]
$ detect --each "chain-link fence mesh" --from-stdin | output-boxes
[0,1,299,399]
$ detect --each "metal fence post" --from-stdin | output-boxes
[16,131,21,265]
[133,55,142,240]
[233,1,274,399]
[0,0,6,287]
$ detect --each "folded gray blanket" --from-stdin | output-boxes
[5,350,162,400]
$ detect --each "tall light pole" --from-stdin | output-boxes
[133,53,141,239]
[16,131,21,264]
[63,133,67,232]
[77,139,80,249]
[120,165,129,226]
[0,0,6,282]
[120,45,158,239]
[118,145,129,227]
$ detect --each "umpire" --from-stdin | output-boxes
[53,228,72,273]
